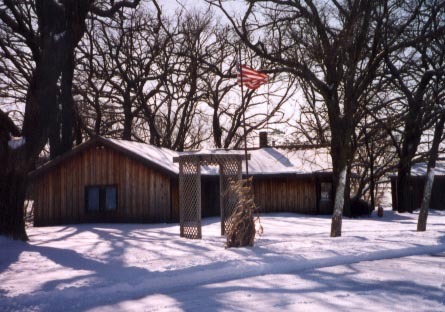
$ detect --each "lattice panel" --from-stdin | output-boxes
[179,160,202,239]
[175,153,246,239]
[219,157,242,236]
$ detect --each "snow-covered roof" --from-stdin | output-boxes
[106,138,332,176]
[31,137,333,178]
[245,147,332,175]
[388,162,445,177]
[410,162,445,176]
[105,138,179,174]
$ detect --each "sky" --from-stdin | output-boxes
[161,0,209,13]
[161,0,245,17]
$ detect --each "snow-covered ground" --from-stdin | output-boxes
[1,210,445,312]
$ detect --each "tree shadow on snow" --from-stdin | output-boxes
[0,224,220,311]
[0,239,29,274]
[2,222,445,311]
[364,211,416,223]
[168,264,445,311]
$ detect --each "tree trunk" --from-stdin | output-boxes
[331,165,347,237]
[94,99,102,134]
[364,128,375,212]
[396,161,411,212]
[148,118,161,146]
[369,151,375,213]
[60,52,75,154]
[122,94,133,140]
[122,112,133,140]
[0,147,29,240]
[4,66,61,239]
[3,58,62,239]
[330,129,349,237]
[0,0,91,240]
[141,103,161,146]
[417,168,435,231]
[49,53,75,158]
[49,110,62,159]
[74,112,83,145]
[1,0,140,240]
[417,114,445,231]
[329,113,352,237]
[396,105,424,212]
[343,165,352,217]
[212,105,222,148]
[396,131,421,213]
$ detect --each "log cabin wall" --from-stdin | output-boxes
[431,176,445,210]
[170,178,180,222]
[391,176,445,211]
[32,144,173,226]
[252,176,318,214]
[30,138,336,226]
[197,175,328,216]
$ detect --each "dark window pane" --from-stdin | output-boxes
[320,182,332,201]
[105,186,117,211]
[87,187,100,211]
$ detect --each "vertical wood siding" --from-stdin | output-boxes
[197,175,320,216]
[31,144,333,226]
[252,176,317,214]
[431,177,445,210]
[33,145,173,226]
[391,176,445,211]
[170,178,180,222]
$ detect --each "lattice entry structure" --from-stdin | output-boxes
[219,157,242,236]
[173,152,248,239]
[178,157,201,239]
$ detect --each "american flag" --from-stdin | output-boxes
[237,64,268,90]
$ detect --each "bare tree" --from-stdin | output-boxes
[384,0,445,213]
[210,0,394,236]
[198,25,295,148]
[417,11,445,230]
[210,0,445,236]
[75,19,116,138]
[76,7,167,141]
[294,79,330,145]
[0,0,151,240]
[74,5,295,151]
[164,9,212,150]
[417,111,445,231]
[0,2,34,144]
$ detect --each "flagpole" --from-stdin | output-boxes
[238,47,249,176]
[266,79,270,131]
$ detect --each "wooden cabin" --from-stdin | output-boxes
[199,148,334,216]
[252,172,334,214]
[29,136,335,226]
[390,162,445,212]
[29,137,179,226]
[245,146,334,214]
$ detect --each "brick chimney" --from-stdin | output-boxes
[259,131,268,148]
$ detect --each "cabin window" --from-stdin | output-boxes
[320,182,332,201]
[86,185,117,212]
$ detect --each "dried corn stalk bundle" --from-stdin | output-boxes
[225,177,263,248]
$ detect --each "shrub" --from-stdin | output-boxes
[350,197,373,217]
[225,178,263,248]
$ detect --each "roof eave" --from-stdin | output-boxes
[29,136,178,180]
